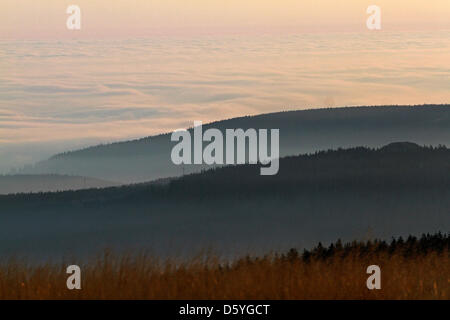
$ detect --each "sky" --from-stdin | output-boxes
[0,1,450,171]
[1,0,450,39]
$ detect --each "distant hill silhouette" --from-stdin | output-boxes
[0,174,119,195]
[380,142,423,152]
[20,105,450,184]
[2,143,449,260]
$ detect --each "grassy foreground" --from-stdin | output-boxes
[0,234,448,300]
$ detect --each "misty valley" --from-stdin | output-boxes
[0,140,448,261]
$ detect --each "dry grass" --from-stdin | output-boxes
[0,242,448,300]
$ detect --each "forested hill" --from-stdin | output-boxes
[21,105,450,184]
[168,142,450,198]
[3,142,449,206]
[0,174,119,195]
[1,143,449,259]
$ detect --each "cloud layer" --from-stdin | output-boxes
[0,31,450,171]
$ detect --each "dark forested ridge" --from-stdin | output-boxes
[20,105,450,184]
[4,142,449,204]
[1,143,449,260]
[0,174,119,195]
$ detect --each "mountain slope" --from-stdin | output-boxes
[0,174,119,195]
[22,105,450,183]
[2,143,449,260]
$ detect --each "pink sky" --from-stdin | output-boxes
[1,0,450,39]
[1,1,450,170]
